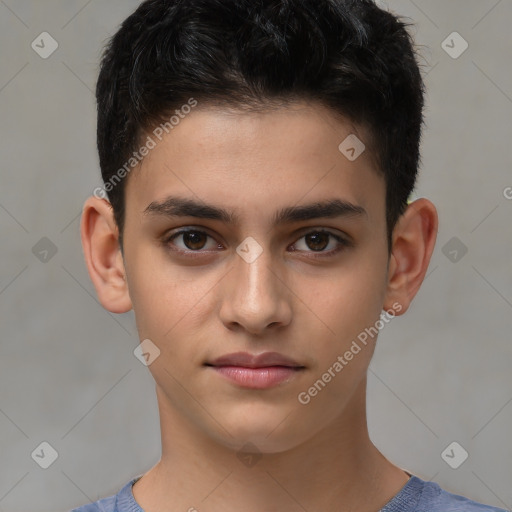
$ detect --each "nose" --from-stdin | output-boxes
[218,245,293,335]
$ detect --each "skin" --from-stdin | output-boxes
[81,100,438,512]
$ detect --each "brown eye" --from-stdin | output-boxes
[181,231,208,250]
[164,229,218,253]
[162,227,350,260]
[291,230,351,258]
[304,232,330,252]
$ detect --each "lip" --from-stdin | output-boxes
[207,351,303,368]
[205,352,305,389]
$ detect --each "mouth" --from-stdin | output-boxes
[204,352,305,389]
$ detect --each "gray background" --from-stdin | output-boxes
[0,1,511,511]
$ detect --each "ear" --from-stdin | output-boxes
[383,198,438,315]
[80,196,133,314]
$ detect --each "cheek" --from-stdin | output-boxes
[293,253,388,348]
[126,251,217,352]
[126,227,388,349]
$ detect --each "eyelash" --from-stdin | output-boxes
[162,228,351,259]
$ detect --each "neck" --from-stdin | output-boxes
[133,378,409,512]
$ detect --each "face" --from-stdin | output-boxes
[119,102,394,452]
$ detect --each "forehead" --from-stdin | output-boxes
[125,101,384,225]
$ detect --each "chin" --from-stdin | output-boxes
[206,405,310,454]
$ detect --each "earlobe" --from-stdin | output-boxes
[383,198,438,315]
[80,196,133,314]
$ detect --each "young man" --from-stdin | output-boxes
[73,0,507,511]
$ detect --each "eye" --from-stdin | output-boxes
[164,228,220,254]
[162,228,351,258]
[290,230,350,258]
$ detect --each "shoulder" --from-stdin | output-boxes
[69,476,142,512]
[416,477,508,512]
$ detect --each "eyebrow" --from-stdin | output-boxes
[143,196,367,226]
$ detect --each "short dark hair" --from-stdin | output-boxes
[96,0,425,253]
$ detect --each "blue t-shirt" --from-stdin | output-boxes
[71,474,509,512]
